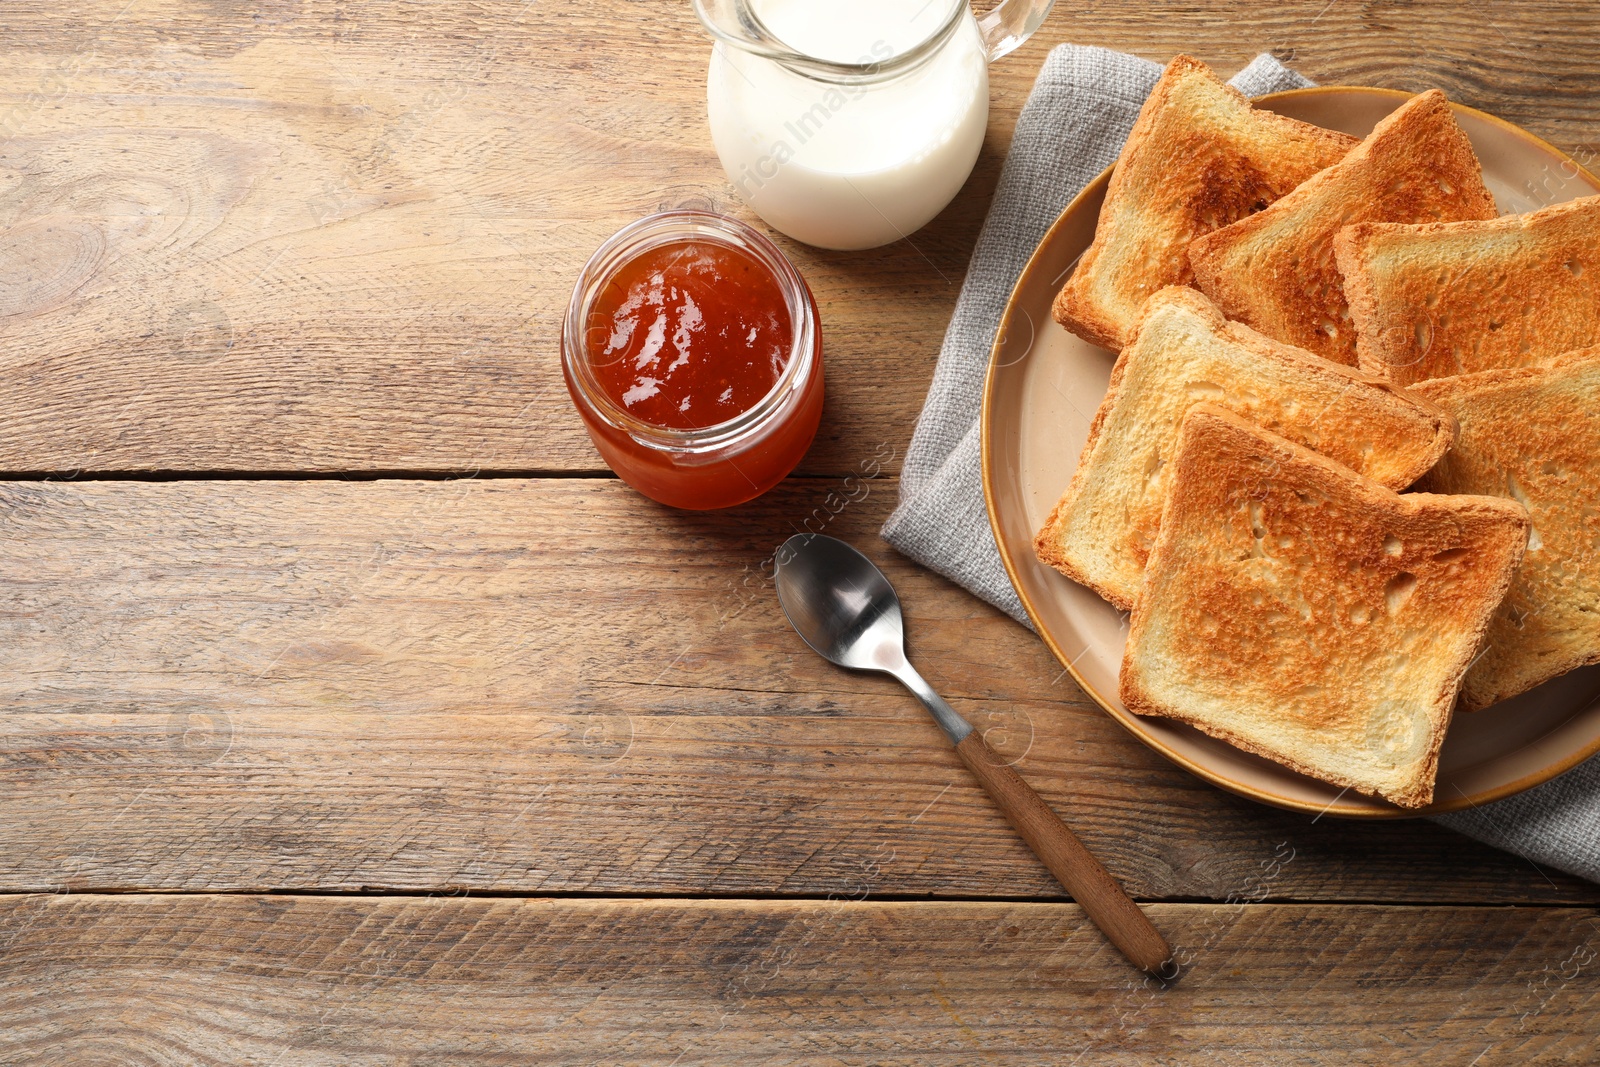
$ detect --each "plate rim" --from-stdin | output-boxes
[979,84,1600,819]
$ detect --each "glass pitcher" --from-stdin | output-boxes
[695,0,1057,250]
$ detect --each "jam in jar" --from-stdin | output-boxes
[563,210,824,510]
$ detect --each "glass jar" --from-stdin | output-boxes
[562,210,824,510]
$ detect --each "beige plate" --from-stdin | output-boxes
[982,86,1600,818]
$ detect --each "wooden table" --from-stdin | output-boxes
[1,1,1597,1062]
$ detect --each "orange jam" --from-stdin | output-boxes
[563,211,824,510]
[588,240,791,430]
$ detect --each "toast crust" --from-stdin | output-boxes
[1052,54,1356,351]
[1120,405,1527,808]
[1034,287,1457,610]
[1337,195,1600,385]
[1188,90,1498,365]
[1413,347,1600,709]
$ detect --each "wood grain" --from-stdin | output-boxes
[0,1,1594,474]
[1,474,1594,904]
[1,894,1596,1065]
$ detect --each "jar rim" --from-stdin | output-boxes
[694,0,966,85]
[562,210,819,455]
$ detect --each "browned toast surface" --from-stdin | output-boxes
[1052,54,1356,350]
[1414,348,1600,709]
[1120,405,1527,808]
[1338,195,1600,385]
[1188,90,1498,365]
[1034,287,1457,610]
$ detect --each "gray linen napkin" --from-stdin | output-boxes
[882,44,1600,884]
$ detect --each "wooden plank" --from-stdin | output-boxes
[0,2,1595,474]
[0,475,1594,904]
[1059,1,1600,151]
[0,0,977,476]
[1,894,1596,1064]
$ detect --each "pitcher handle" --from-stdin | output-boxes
[977,0,1058,63]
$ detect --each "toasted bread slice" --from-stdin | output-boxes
[1035,287,1457,610]
[1337,195,1600,385]
[1412,348,1600,709]
[1051,54,1356,350]
[1188,90,1498,365]
[1121,405,1527,808]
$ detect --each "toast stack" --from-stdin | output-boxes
[1188,90,1498,365]
[1032,64,1597,805]
[1414,349,1600,709]
[1121,406,1528,808]
[1035,286,1456,610]
[1337,195,1600,385]
[1052,54,1356,350]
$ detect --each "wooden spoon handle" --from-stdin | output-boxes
[954,731,1173,975]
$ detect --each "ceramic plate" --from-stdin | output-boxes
[982,87,1600,817]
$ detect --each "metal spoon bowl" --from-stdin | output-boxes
[773,531,971,743]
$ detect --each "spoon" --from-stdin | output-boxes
[774,532,1172,975]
